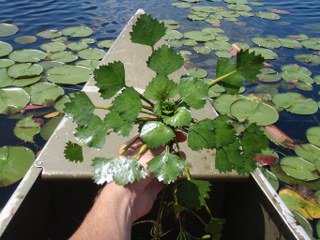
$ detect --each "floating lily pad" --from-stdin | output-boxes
[230,98,279,126]
[281,71,314,84]
[0,59,14,68]
[0,146,35,187]
[295,82,313,91]
[292,211,314,238]
[262,169,279,191]
[0,88,30,115]
[301,37,320,50]
[166,39,182,48]
[25,82,64,106]
[165,29,184,40]
[256,11,280,20]
[14,35,37,44]
[54,95,70,113]
[40,116,63,141]
[12,76,41,87]
[36,29,62,39]
[184,30,216,42]
[227,4,252,11]
[14,116,41,143]
[193,46,211,55]
[9,49,47,63]
[307,127,320,147]
[182,39,198,46]
[0,23,19,37]
[40,42,66,53]
[47,65,92,84]
[37,61,65,71]
[66,42,88,51]
[295,144,320,167]
[81,38,96,44]
[97,40,114,49]
[188,67,208,79]
[49,51,78,63]
[295,54,320,65]
[61,26,94,38]
[224,0,248,4]
[272,92,318,115]
[215,50,232,58]
[7,63,43,79]
[280,156,319,181]
[78,48,105,60]
[76,59,100,70]
[249,47,278,60]
[205,40,232,51]
[172,2,192,8]
[213,94,241,116]
[251,36,281,49]
[281,64,312,76]
[0,41,13,57]
[278,38,302,48]
[257,68,281,83]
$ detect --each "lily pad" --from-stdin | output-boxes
[281,64,312,76]
[257,68,281,83]
[230,98,279,126]
[14,116,41,143]
[36,29,62,39]
[213,94,241,116]
[49,51,78,63]
[172,2,191,8]
[281,71,314,84]
[0,23,19,37]
[81,38,96,44]
[14,35,37,44]
[215,50,232,58]
[9,49,47,63]
[7,63,43,79]
[97,40,114,49]
[295,54,320,65]
[0,146,35,187]
[278,38,302,49]
[256,11,281,20]
[272,92,318,115]
[205,41,232,51]
[66,42,88,51]
[0,59,14,68]
[301,37,320,51]
[61,26,94,38]
[295,144,320,167]
[188,67,208,79]
[249,47,278,60]
[0,88,30,115]
[262,169,279,191]
[251,36,281,49]
[78,48,105,60]
[54,95,70,113]
[280,156,319,181]
[76,59,100,70]
[184,30,216,42]
[307,127,320,147]
[165,29,184,40]
[47,65,92,84]
[40,116,63,141]
[40,42,66,53]
[0,41,13,57]
[12,76,41,87]
[193,46,211,55]
[25,82,64,106]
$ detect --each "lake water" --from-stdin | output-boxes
[1,0,320,237]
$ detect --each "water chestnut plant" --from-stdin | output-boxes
[63,13,268,239]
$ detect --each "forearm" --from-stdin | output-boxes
[70,183,134,240]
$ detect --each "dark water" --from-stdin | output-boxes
[0,0,320,236]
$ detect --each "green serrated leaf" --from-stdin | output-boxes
[75,115,108,148]
[216,59,244,94]
[147,152,186,184]
[64,141,83,162]
[188,119,215,150]
[112,87,142,122]
[144,75,178,101]
[140,121,175,148]
[213,115,235,148]
[148,45,184,75]
[205,217,226,239]
[94,61,125,99]
[64,92,95,126]
[92,156,147,185]
[104,111,134,137]
[130,14,166,47]
[179,76,208,109]
[162,106,192,127]
[177,179,211,210]
[237,49,264,82]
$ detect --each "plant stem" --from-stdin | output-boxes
[143,104,154,111]
[207,70,237,88]
[116,135,140,157]
[95,105,112,111]
[136,117,160,122]
[139,92,154,107]
[135,144,148,159]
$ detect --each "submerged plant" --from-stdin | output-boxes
[64,14,268,239]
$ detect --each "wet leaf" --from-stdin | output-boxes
[140,121,175,149]
[25,82,64,106]
[188,119,215,150]
[104,111,133,137]
[144,75,178,101]
[148,152,186,184]
[92,156,147,185]
[279,188,320,220]
[0,146,35,187]
[162,106,192,127]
